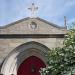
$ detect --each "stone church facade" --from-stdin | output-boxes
[0,17,67,75]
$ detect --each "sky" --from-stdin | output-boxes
[0,0,75,28]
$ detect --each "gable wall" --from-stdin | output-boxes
[0,18,66,34]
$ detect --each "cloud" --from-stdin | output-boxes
[68,18,75,24]
[0,0,75,26]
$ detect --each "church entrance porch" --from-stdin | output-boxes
[17,56,46,75]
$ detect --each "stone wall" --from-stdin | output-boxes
[0,38,64,65]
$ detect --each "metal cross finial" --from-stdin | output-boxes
[28,3,38,18]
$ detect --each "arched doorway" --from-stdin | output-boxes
[1,41,49,75]
[17,56,46,75]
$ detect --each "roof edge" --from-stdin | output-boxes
[36,17,66,29]
[0,17,66,29]
[0,17,30,29]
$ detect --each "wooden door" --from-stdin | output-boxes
[17,56,46,75]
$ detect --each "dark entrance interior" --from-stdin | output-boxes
[17,56,46,75]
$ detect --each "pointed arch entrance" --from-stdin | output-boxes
[1,41,49,75]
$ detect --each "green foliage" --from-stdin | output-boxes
[40,29,75,75]
[64,29,75,48]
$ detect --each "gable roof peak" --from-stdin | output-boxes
[0,17,66,29]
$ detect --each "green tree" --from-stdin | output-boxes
[40,29,75,75]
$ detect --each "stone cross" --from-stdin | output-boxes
[28,3,38,18]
